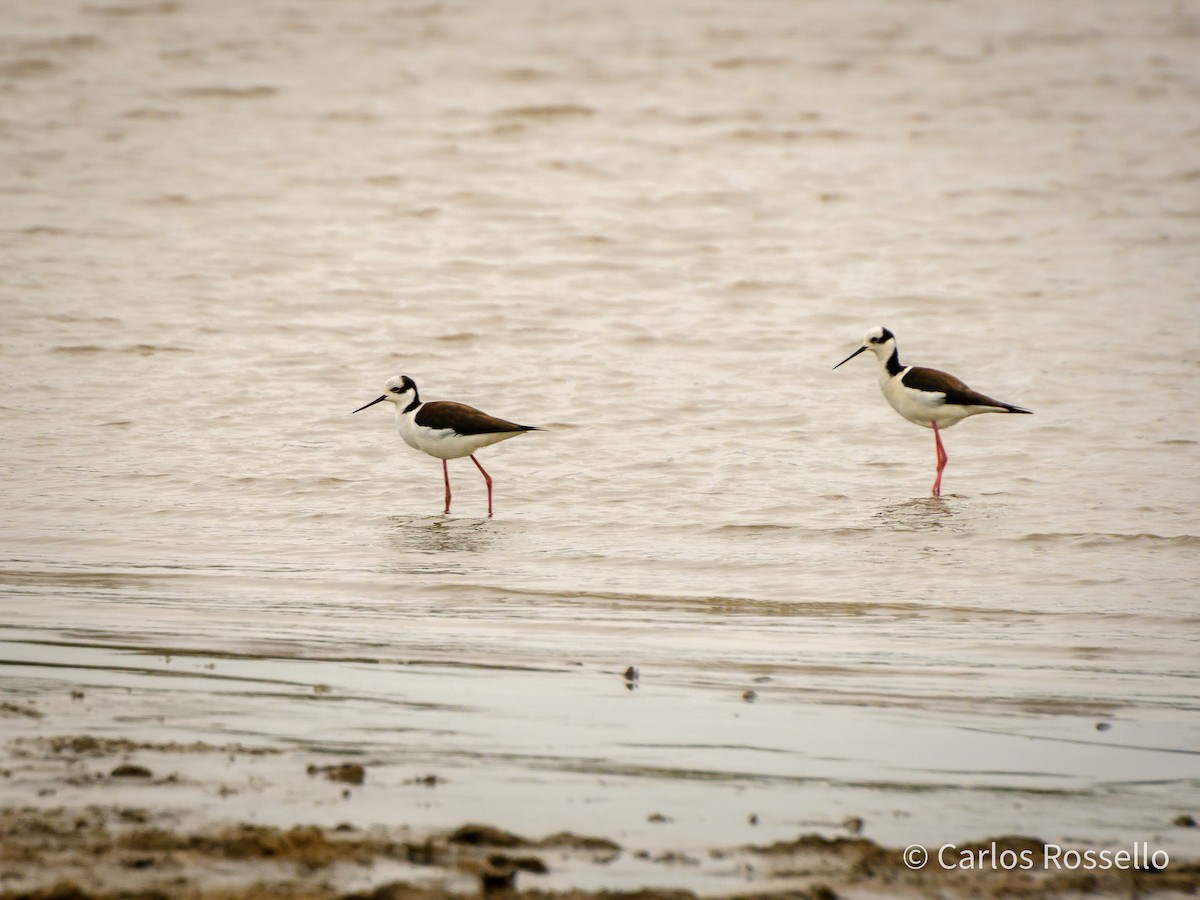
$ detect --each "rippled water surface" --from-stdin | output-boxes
[2,0,1199,877]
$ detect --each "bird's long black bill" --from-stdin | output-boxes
[352,395,388,414]
[833,345,868,369]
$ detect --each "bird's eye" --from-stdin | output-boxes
[389,386,403,394]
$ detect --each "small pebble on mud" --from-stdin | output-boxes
[110,764,153,778]
[306,762,365,785]
[406,773,442,786]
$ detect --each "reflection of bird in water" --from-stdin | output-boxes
[834,327,1031,497]
[871,497,957,532]
[384,516,495,558]
[354,375,542,517]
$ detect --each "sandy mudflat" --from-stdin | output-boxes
[2,732,1197,900]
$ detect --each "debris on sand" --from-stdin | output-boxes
[109,764,152,778]
[448,823,525,847]
[306,763,365,785]
[537,832,621,854]
[0,702,42,719]
[25,736,280,757]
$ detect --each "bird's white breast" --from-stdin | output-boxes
[395,407,425,451]
[879,368,971,429]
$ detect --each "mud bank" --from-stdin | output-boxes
[1,734,1197,899]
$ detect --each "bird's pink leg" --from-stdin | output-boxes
[470,454,493,518]
[442,459,452,514]
[931,422,948,498]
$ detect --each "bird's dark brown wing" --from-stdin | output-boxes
[415,401,538,436]
[901,366,1016,410]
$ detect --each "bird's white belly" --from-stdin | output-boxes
[880,373,971,428]
[397,414,519,460]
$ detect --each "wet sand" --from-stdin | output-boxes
[3,717,1198,899]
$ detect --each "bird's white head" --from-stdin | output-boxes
[352,375,419,414]
[833,325,896,369]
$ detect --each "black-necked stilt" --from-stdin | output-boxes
[353,376,541,517]
[833,326,1031,497]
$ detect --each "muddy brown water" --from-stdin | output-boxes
[2,0,1199,892]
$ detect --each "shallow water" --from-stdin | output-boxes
[2,0,1199,887]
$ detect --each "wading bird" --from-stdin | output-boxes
[833,327,1031,496]
[353,376,541,516]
